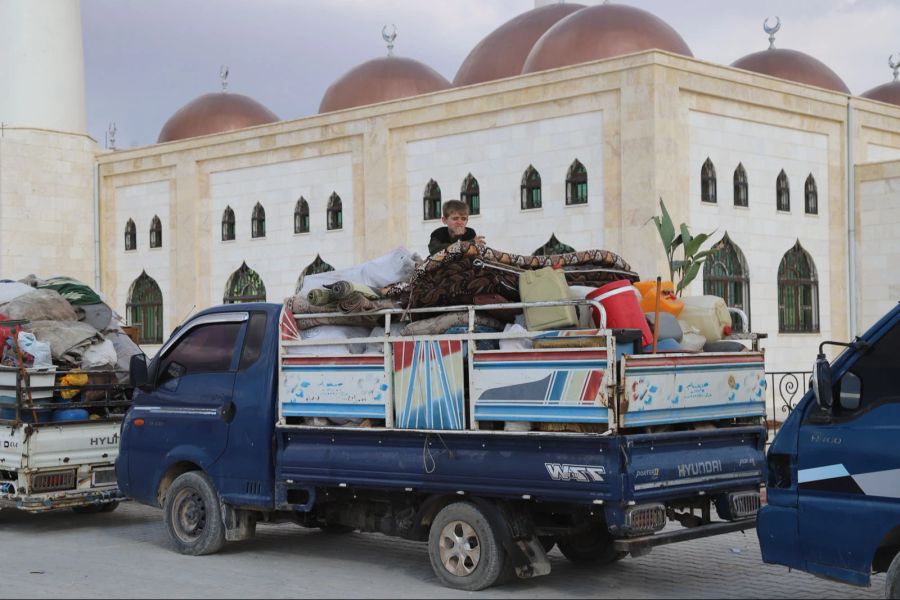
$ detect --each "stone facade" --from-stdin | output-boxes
[80,51,900,364]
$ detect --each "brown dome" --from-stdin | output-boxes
[861,80,900,106]
[319,56,451,114]
[522,4,692,75]
[731,49,850,94]
[453,3,586,87]
[158,93,279,143]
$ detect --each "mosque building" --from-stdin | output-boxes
[1,1,899,378]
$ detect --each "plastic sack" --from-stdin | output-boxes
[1,289,78,322]
[285,325,372,356]
[499,323,533,351]
[17,332,52,368]
[0,281,36,305]
[297,247,421,296]
[81,339,118,369]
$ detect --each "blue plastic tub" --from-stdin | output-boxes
[51,408,90,422]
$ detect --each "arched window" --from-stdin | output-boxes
[777,241,819,333]
[294,198,310,234]
[733,163,748,207]
[804,174,818,215]
[423,179,442,221]
[251,203,266,238]
[776,170,790,212]
[701,158,717,203]
[149,216,162,248]
[460,174,480,215]
[532,234,575,256]
[327,193,343,231]
[566,159,588,205]
[296,254,335,293]
[703,233,750,332]
[126,270,163,344]
[222,206,235,241]
[224,261,266,304]
[521,165,542,210]
[124,219,136,251]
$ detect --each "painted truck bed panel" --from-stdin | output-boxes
[282,355,388,420]
[472,349,611,423]
[620,353,766,427]
[392,340,465,430]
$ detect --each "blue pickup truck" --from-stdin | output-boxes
[757,303,900,599]
[118,300,767,590]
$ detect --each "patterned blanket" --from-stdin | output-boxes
[383,241,638,309]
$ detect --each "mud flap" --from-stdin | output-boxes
[514,537,551,578]
[222,503,257,542]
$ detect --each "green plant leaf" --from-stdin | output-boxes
[670,260,686,272]
[692,249,716,260]
[658,199,675,248]
[679,224,693,252]
[684,232,711,257]
[677,261,704,294]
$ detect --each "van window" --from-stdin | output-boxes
[840,321,900,416]
[157,322,242,384]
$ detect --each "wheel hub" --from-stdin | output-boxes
[439,520,481,576]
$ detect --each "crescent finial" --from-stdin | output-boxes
[382,24,398,57]
[890,54,900,81]
[764,16,781,50]
[220,65,229,92]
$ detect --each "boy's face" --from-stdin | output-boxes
[442,211,469,237]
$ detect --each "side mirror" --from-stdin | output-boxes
[811,353,833,409]
[839,371,861,411]
[130,353,149,389]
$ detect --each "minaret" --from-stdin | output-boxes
[0,0,97,285]
[0,0,87,133]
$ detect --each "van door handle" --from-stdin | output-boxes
[219,400,236,423]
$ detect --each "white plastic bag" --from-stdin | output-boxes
[499,323,533,350]
[17,331,53,368]
[81,339,118,369]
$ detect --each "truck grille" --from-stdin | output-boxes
[92,468,117,487]
[31,470,76,493]
[728,491,761,519]
[624,503,667,534]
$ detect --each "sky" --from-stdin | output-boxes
[80,0,900,149]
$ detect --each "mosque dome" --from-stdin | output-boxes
[861,60,900,106]
[453,3,586,87]
[731,48,850,94]
[157,92,279,143]
[318,56,451,114]
[861,80,900,106]
[521,3,692,75]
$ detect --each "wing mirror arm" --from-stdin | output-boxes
[811,338,870,411]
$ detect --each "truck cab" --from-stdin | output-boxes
[757,303,900,598]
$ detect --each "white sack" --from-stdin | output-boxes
[17,332,53,368]
[297,247,421,296]
[499,323,533,351]
[0,281,37,305]
[81,339,118,369]
[285,325,373,356]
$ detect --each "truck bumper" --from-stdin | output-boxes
[0,488,125,513]
[613,518,756,555]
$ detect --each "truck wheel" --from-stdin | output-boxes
[100,501,120,513]
[887,551,900,599]
[428,502,508,591]
[558,525,626,565]
[164,472,225,556]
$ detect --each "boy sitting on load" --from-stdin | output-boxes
[428,199,486,256]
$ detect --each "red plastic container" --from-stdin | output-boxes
[587,280,653,347]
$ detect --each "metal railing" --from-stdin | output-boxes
[765,370,811,439]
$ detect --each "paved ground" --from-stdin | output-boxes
[0,502,885,599]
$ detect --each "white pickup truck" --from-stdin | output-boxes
[0,366,132,513]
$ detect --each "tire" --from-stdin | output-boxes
[886,551,900,600]
[163,471,225,556]
[557,525,627,565]
[100,501,120,513]
[428,502,508,591]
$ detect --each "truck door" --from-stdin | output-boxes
[127,312,247,503]
[796,315,900,582]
